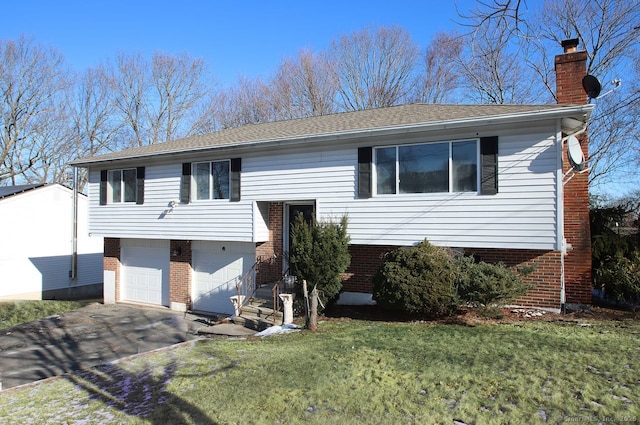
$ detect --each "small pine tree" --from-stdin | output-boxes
[289,214,351,308]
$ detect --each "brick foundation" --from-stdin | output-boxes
[465,248,562,309]
[343,244,563,310]
[169,240,192,308]
[104,237,121,301]
[342,244,402,293]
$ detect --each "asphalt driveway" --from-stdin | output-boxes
[0,303,208,390]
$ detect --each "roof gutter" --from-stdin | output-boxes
[69,104,594,167]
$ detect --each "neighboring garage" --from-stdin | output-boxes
[120,239,170,307]
[192,241,255,315]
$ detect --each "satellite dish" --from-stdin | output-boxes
[566,135,585,171]
[582,75,601,99]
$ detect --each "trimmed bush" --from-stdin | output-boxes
[373,240,536,318]
[456,256,533,313]
[372,240,459,317]
[289,214,351,308]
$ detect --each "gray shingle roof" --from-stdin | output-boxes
[0,184,44,199]
[70,103,581,166]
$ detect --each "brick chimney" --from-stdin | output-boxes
[555,38,592,306]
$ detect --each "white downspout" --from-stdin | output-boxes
[557,120,566,313]
[71,167,78,281]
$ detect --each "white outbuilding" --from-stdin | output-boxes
[0,184,103,300]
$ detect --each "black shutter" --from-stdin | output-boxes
[230,158,241,202]
[99,170,108,205]
[358,147,372,198]
[136,167,145,205]
[180,163,191,204]
[480,136,499,195]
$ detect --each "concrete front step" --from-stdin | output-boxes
[242,304,283,322]
[232,315,274,332]
[232,302,283,331]
[249,297,272,307]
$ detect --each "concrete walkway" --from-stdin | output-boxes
[0,303,251,390]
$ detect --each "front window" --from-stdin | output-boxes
[375,140,478,194]
[452,141,478,192]
[108,169,136,203]
[376,147,396,194]
[193,160,230,200]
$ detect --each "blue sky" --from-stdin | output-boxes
[3,0,480,86]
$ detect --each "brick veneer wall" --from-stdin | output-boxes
[555,42,592,305]
[104,237,121,301]
[342,244,401,293]
[342,244,562,310]
[169,240,192,308]
[465,248,562,309]
[256,202,284,284]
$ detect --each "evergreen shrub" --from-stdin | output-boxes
[289,214,351,308]
[372,240,459,317]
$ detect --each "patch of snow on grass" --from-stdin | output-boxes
[255,324,301,337]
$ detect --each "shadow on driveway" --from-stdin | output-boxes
[0,303,201,390]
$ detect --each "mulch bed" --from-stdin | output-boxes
[322,303,640,326]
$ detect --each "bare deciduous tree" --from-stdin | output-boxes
[215,76,274,129]
[537,0,640,191]
[331,26,420,111]
[411,31,464,104]
[23,107,74,186]
[459,0,640,191]
[460,30,539,103]
[148,52,211,142]
[0,36,69,185]
[72,66,123,158]
[109,52,149,147]
[66,65,124,190]
[271,49,337,118]
[108,51,211,147]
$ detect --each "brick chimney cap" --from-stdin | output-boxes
[561,38,580,52]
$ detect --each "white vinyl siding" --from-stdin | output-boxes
[88,122,560,250]
[320,130,559,250]
[242,150,354,201]
[89,163,254,242]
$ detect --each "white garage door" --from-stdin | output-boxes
[192,241,255,315]
[121,239,170,306]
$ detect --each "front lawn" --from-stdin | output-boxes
[1,317,639,424]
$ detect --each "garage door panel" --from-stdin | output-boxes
[192,242,255,315]
[121,243,169,307]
